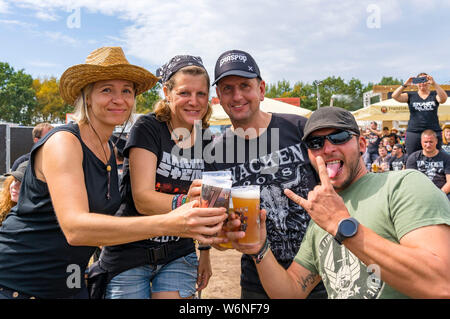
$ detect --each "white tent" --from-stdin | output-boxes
[210,97,312,125]
[352,98,450,122]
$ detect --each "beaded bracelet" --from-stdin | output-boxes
[172,194,181,210]
[172,194,189,210]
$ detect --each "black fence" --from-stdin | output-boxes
[0,124,34,175]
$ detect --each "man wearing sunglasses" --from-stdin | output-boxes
[226,106,450,298]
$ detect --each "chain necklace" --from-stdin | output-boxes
[167,121,193,142]
[89,122,112,200]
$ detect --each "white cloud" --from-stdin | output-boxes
[4,0,450,84]
[28,60,60,68]
[43,31,79,46]
[35,10,59,21]
[0,0,8,13]
[0,18,35,28]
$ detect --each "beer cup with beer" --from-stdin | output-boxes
[231,185,260,246]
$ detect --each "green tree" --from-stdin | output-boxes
[33,77,73,123]
[265,79,292,98]
[377,76,403,85]
[0,62,37,125]
[136,82,162,114]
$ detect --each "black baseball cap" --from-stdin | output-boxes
[212,50,261,85]
[303,107,360,141]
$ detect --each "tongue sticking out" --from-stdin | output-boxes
[326,162,341,179]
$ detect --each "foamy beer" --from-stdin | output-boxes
[231,185,260,246]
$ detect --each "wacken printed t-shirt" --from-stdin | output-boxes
[295,170,450,299]
[406,150,450,190]
[205,113,322,295]
[389,154,408,171]
[407,91,441,132]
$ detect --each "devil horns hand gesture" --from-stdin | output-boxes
[284,156,351,237]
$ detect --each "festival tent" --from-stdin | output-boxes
[209,97,312,125]
[352,98,450,122]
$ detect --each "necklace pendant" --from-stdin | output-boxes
[106,164,112,172]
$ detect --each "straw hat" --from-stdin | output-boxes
[59,47,158,105]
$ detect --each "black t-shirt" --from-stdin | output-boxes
[366,132,381,154]
[206,113,319,294]
[0,123,121,298]
[407,91,441,132]
[389,154,408,171]
[406,150,450,189]
[100,113,208,269]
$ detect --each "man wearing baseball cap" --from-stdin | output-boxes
[206,49,326,299]
[226,106,450,298]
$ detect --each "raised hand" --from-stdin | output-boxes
[284,156,350,236]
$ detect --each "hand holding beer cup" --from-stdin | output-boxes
[168,199,228,245]
[225,208,267,255]
[187,179,202,203]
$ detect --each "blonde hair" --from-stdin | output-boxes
[154,66,211,128]
[442,124,450,145]
[0,176,17,225]
[72,82,137,125]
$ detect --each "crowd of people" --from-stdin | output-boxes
[0,46,448,300]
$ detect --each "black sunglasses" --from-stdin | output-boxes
[305,131,357,150]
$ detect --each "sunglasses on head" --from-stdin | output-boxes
[305,130,357,150]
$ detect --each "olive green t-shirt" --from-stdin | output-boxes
[294,170,450,299]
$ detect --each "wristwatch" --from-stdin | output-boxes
[250,238,270,264]
[334,217,359,245]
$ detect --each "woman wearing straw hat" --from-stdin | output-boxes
[99,55,214,299]
[0,47,227,299]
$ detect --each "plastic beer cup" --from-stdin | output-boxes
[231,185,260,246]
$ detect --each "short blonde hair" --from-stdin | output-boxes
[154,66,211,128]
[72,82,137,125]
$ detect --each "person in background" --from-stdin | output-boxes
[100,55,214,299]
[0,161,28,224]
[363,121,382,171]
[226,106,450,299]
[372,145,391,172]
[11,123,53,171]
[442,124,450,154]
[392,72,448,155]
[390,128,400,144]
[0,47,227,300]
[388,144,407,171]
[406,129,450,200]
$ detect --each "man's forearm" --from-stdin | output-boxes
[343,225,450,298]
[254,250,315,299]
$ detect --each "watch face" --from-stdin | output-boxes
[340,219,357,236]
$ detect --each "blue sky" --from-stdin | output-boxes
[1,0,450,92]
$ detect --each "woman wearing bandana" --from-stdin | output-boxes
[99,55,214,299]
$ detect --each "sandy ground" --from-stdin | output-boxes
[200,247,242,299]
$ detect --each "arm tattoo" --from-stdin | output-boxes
[297,272,317,292]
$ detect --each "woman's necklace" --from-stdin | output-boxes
[89,122,112,200]
[168,121,193,142]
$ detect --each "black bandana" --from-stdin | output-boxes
[156,55,205,83]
